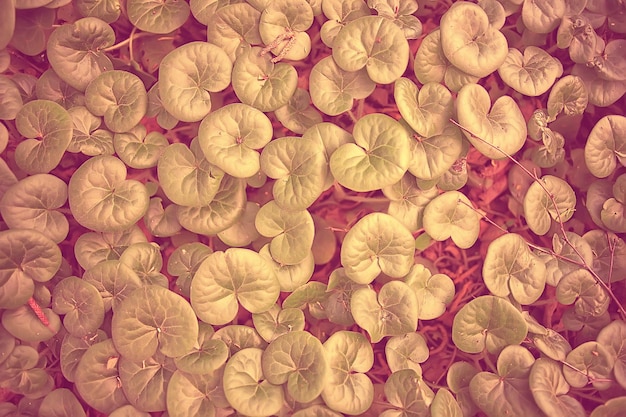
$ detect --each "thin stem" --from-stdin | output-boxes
[103,28,151,53]
[450,118,626,320]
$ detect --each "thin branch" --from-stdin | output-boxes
[450,118,626,320]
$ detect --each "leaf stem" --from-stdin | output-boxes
[450,118,626,320]
[103,29,151,53]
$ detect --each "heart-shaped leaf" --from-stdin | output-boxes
[198,103,273,178]
[523,175,576,235]
[384,369,435,416]
[395,78,453,138]
[159,41,232,122]
[584,115,626,178]
[423,191,481,249]
[82,260,143,313]
[68,155,150,232]
[206,2,262,62]
[127,0,190,34]
[67,106,114,156]
[547,75,588,120]
[191,248,280,325]
[457,83,527,160]
[259,0,313,62]
[114,125,168,169]
[167,369,225,417]
[52,276,105,338]
[320,0,370,47]
[529,358,586,417]
[330,113,410,192]
[385,332,429,374]
[404,264,455,320]
[383,172,439,232]
[333,15,409,84]
[562,341,614,390]
[498,46,564,96]
[351,281,418,343]
[118,351,175,412]
[322,331,374,415]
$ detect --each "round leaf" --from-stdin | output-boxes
[523,175,576,236]
[127,0,190,34]
[423,191,480,249]
[330,113,410,192]
[547,75,588,120]
[232,46,298,112]
[262,331,328,403]
[223,348,284,417]
[322,331,374,415]
[1,305,61,342]
[255,200,314,265]
[341,212,415,284]
[351,281,418,343]
[111,285,200,362]
[206,2,263,62]
[332,15,409,84]
[258,0,313,62]
[252,304,306,343]
[404,265,455,320]
[556,270,610,317]
[198,103,273,178]
[394,78,453,138]
[46,17,115,91]
[498,46,563,96]
[14,99,72,174]
[114,125,168,169]
[385,332,429,374]
[529,358,586,417]
[167,369,224,417]
[68,155,150,232]
[52,276,105,338]
[191,248,280,325]
[482,233,547,304]
[118,352,175,412]
[584,115,626,178]
[563,341,614,390]
[83,260,143,312]
[456,83,527,160]
[452,295,528,354]
[159,41,232,122]
[440,1,508,78]
[309,55,376,116]
[0,173,69,243]
[39,389,87,417]
[260,136,327,210]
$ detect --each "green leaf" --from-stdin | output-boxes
[330,113,410,192]
[10,7,55,56]
[74,226,147,270]
[383,172,439,232]
[431,388,463,417]
[213,324,268,356]
[59,331,107,383]
[166,369,224,417]
[0,229,61,309]
[521,0,565,34]
[35,68,85,109]
[333,15,409,84]
[74,339,130,414]
[385,332,429,374]
[159,41,232,122]
[198,103,273,178]
[119,242,167,287]
[114,125,168,169]
[191,248,280,325]
[223,348,284,417]
[157,140,224,207]
[341,212,414,284]
[46,17,115,91]
[423,191,481,249]
[252,304,305,343]
[482,233,547,304]
[351,281,418,343]
[309,55,375,116]
[452,295,528,354]
[414,29,447,84]
[274,88,322,134]
[206,2,262,62]
[75,0,121,23]
[255,200,314,265]
[109,405,151,417]
[456,83,527,160]
[322,331,374,415]
[440,1,508,78]
[556,270,610,317]
[302,121,354,190]
[498,46,563,96]
[590,397,626,417]
[469,345,543,417]
[262,330,328,403]
[174,322,228,375]
[52,276,105,338]
[118,352,175,412]
[39,389,87,417]
[85,70,147,133]
[384,369,434,417]
[68,155,150,232]
[176,175,247,235]
[523,175,576,235]
[597,320,626,389]
[529,358,586,417]
[563,341,614,390]
[404,264,455,320]
[146,82,178,130]
[67,106,114,156]
[323,268,364,326]
[547,75,588,121]
[258,0,313,61]
[14,99,72,174]
[258,244,314,292]
[217,202,261,248]
[394,78,453,138]
[260,135,327,210]
[0,173,69,243]
[232,46,298,112]
[0,0,15,50]
[111,285,199,362]
[584,115,626,178]
[320,0,370,47]
[127,0,190,34]
[1,305,61,342]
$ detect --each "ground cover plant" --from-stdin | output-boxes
[0,0,625,416]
